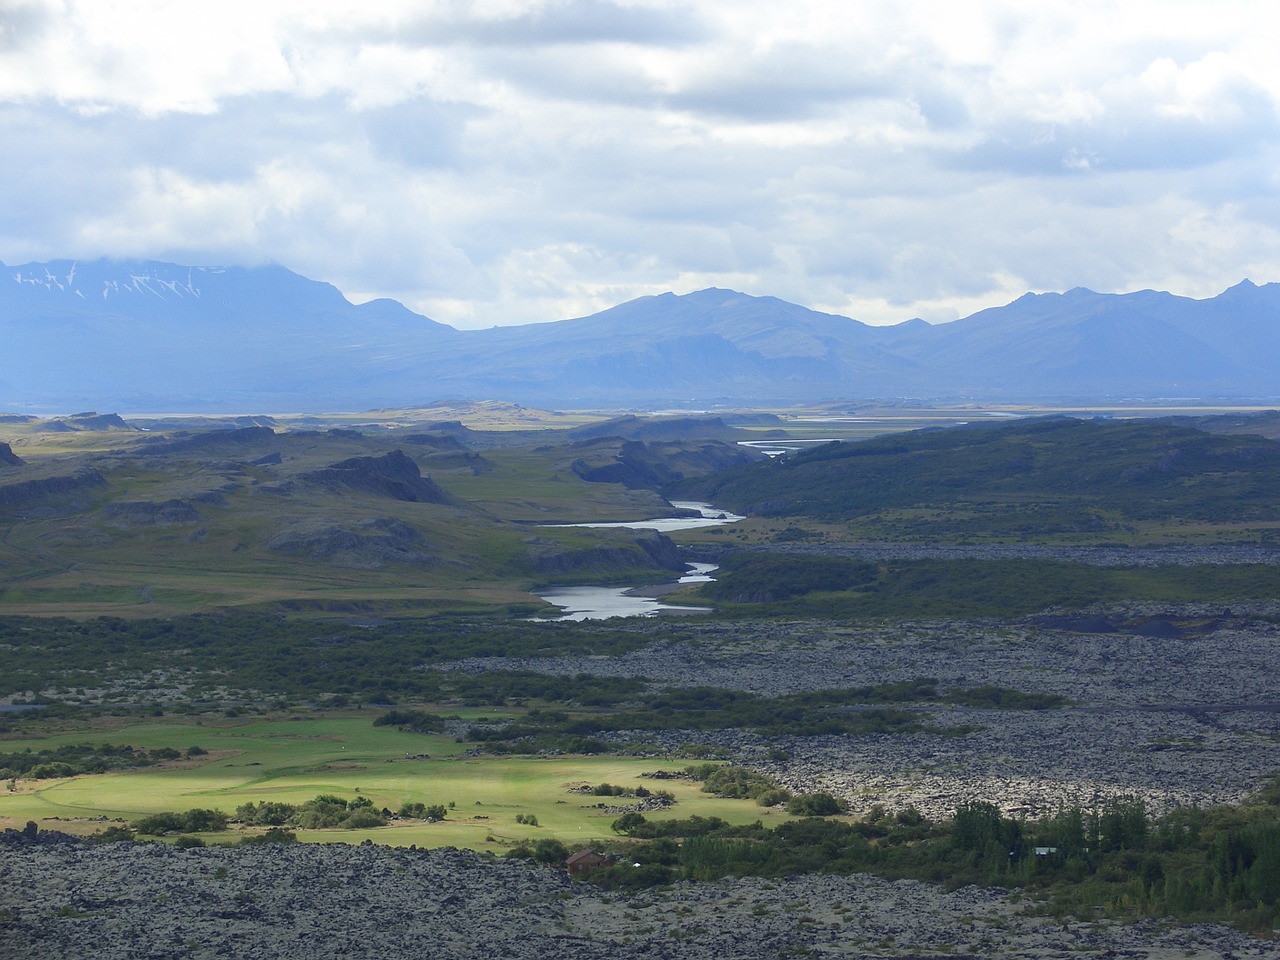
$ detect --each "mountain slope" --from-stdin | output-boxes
[1,259,456,409]
[3,259,1279,410]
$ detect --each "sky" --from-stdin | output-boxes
[2,0,1279,329]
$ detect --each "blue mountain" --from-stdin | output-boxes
[3,260,1278,411]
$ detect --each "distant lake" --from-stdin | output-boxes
[534,563,719,621]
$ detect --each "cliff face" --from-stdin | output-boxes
[0,442,24,466]
[0,467,107,510]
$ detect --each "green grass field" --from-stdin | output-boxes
[0,714,792,851]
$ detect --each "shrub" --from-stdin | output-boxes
[532,838,569,865]
[755,788,792,807]
[343,808,387,829]
[786,793,847,817]
[240,827,298,845]
[133,809,228,835]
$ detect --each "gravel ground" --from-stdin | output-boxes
[2,831,1274,959]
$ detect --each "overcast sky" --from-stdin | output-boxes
[2,1,1278,329]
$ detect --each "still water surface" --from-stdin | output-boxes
[547,501,744,532]
[534,501,742,620]
[533,563,719,621]
[537,504,742,624]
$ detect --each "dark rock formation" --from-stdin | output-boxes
[0,467,107,509]
[29,412,136,432]
[0,441,24,466]
[400,433,468,451]
[527,531,685,576]
[266,517,434,568]
[298,450,451,503]
[136,425,277,456]
[571,439,758,490]
[63,412,134,431]
[100,499,199,527]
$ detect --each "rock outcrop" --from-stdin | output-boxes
[0,441,24,466]
[526,530,686,576]
[0,467,107,510]
[31,412,136,432]
[295,450,451,503]
[571,439,757,490]
[136,425,277,456]
[100,499,199,527]
[265,517,434,568]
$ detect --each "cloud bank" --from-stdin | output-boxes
[2,0,1278,327]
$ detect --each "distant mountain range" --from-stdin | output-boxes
[4,258,1279,411]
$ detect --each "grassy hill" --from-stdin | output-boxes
[0,421,747,617]
[672,416,1280,543]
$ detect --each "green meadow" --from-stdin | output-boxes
[0,713,791,851]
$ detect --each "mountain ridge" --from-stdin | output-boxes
[3,258,1278,410]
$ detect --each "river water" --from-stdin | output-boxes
[534,501,741,620]
[545,500,744,532]
[532,562,720,621]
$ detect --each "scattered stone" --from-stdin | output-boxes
[0,837,1270,959]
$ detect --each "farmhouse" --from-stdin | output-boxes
[566,849,610,878]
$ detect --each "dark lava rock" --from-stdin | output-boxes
[0,441,24,466]
[136,425,277,456]
[527,530,685,576]
[265,517,434,568]
[0,467,107,509]
[298,450,452,503]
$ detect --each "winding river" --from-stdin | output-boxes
[533,502,742,620]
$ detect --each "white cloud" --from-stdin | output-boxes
[2,0,1279,327]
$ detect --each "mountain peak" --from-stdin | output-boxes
[1223,278,1258,295]
[4,258,1279,410]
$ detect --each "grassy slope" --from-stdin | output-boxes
[673,416,1280,544]
[0,429,695,616]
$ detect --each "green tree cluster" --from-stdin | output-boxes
[132,808,229,835]
[236,794,393,830]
